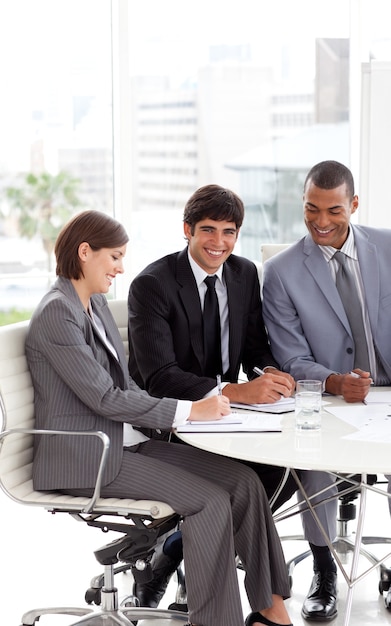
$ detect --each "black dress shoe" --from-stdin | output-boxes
[133,549,185,609]
[302,570,338,621]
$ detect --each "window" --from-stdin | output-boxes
[1,0,391,320]
[124,0,353,266]
[0,0,113,318]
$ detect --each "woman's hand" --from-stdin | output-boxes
[188,395,231,421]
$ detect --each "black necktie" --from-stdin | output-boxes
[203,275,222,377]
[334,251,370,371]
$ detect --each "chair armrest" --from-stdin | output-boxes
[0,428,110,514]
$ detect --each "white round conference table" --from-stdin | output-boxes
[177,391,391,475]
[177,388,391,626]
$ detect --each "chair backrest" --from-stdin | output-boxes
[257,243,292,288]
[0,299,174,519]
[107,298,128,357]
[261,243,292,263]
[0,320,35,502]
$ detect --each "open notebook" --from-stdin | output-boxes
[230,396,295,414]
[176,412,282,433]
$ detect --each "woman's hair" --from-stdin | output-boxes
[303,160,355,199]
[55,210,129,279]
[183,184,244,234]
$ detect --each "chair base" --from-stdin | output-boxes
[21,603,189,625]
[21,553,189,625]
[21,606,93,625]
[70,607,190,625]
[283,533,391,592]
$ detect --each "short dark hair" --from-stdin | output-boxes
[303,160,355,199]
[55,210,129,279]
[183,184,244,234]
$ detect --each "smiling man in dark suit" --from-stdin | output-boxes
[128,184,337,620]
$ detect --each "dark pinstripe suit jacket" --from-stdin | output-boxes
[128,248,278,401]
[26,277,178,491]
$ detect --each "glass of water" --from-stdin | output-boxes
[295,379,322,430]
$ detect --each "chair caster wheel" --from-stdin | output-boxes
[121,595,139,608]
[85,587,101,605]
[380,565,391,593]
[380,580,389,594]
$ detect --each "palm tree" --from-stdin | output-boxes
[5,171,83,273]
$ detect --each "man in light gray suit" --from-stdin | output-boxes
[262,160,391,621]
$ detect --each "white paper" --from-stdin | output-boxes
[325,404,391,442]
[364,390,391,404]
[176,412,282,432]
[230,396,295,414]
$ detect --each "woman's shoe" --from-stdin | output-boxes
[245,611,293,626]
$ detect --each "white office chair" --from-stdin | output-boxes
[0,302,188,626]
[261,243,292,263]
[257,243,292,287]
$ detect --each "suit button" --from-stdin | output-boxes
[347,348,353,354]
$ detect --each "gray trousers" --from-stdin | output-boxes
[299,471,338,546]
[72,439,291,626]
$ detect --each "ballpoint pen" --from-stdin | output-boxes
[350,371,374,384]
[253,366,287,399]
[216,374,222,395]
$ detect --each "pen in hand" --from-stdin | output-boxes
[253,366,288,399]
[350,370,374,385]
[216,374,222,395]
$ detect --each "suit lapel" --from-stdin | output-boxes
[55,277,128,385]
[303,236,352,334]
[176,249,204,368]
[224,261,244,377]
[353,226,379,331]
[91,296,129,386]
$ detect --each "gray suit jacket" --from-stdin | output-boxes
[128,248,277,400]
[26,277,178,491]
[262,225,391,382]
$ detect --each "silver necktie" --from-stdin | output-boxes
[334,251,370,371]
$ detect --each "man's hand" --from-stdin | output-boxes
[326,369,372,403]
[223,370,295,405]
[189,395,231,421]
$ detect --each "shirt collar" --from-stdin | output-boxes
[187,248,224,287]
[318,226,358,263]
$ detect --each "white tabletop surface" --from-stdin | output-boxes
[177,388,391,475]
